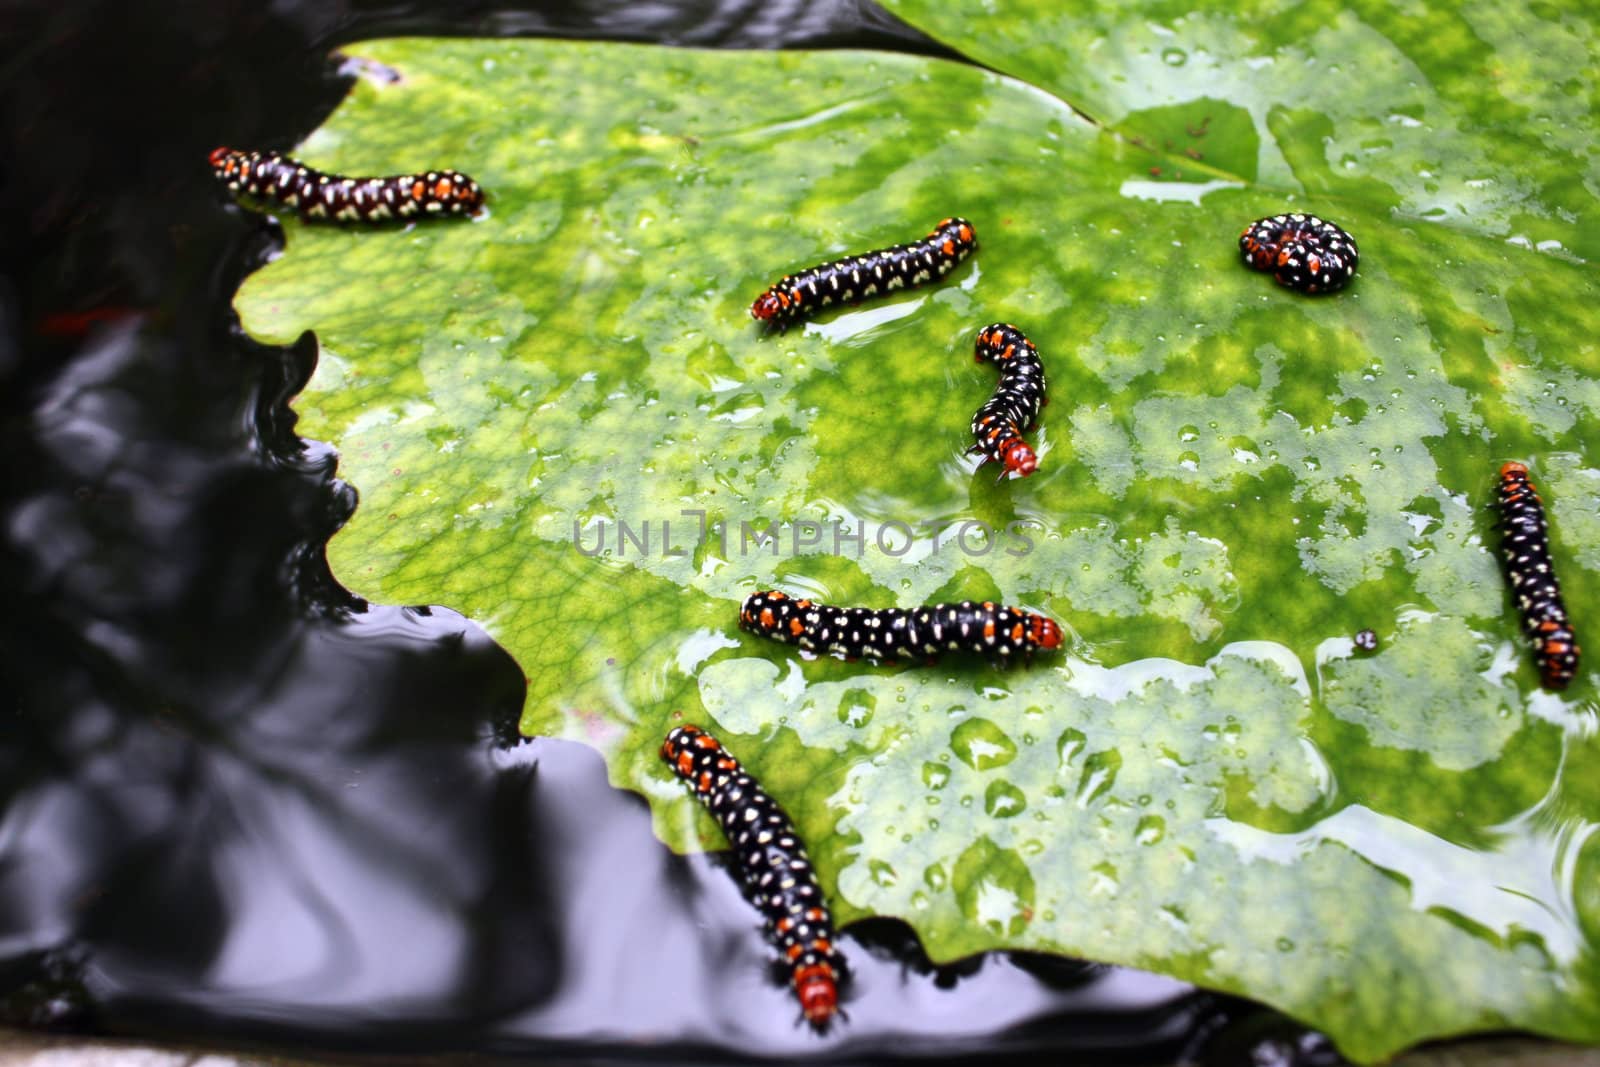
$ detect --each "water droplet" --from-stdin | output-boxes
[922,761,951,791]
[1162,47,1188,66]
[1077,749,1123,808]
[1135,815,1167,845]
[1057,727,1087,769]
[837,687,875,728]
[953,839,1036,937]
[1089,861,1119,896]
[985,779,1028,818]
[1277,937,1296,952]
[951,718,1018,771]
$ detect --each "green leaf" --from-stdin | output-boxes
[881,0,1600,261]
[233,36,1600,1064]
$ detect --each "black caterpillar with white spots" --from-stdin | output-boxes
[661,724,845,1029]
[1496,461,1581,689]
[209,147,484,222]
[969,323,1047,480]
[740,590,1062,664]
[750,217,977,329]
[1239,213,1358,293]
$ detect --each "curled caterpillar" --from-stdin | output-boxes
[208,147,484,222]
[740,590,1062,665]
[750,217,977,329]
[1496,462,1581,689]
[661,724,845,1030]
[1239,213,1358,293]
[969,323,1047,480]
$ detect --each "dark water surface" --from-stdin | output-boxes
[0,1,1339,1062]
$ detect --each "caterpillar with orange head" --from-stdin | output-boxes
[208,147,483,222]
[740,590,1062,665]
[1496,461,1581,689]
[750,217,976,329]
[661,724,845,1030]
[969,323,1047,481]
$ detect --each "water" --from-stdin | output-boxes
[0,0,1337,1060]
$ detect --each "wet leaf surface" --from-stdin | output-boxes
[235,35,1600,1063]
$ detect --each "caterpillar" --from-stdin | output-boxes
[750,217,977,329]
[661,724,845,1030]
[1496,461,1581,689]
[740,590,1062,665]
[1238,213,1358,293]
[208,147,484,222]
[969,323,1047,480]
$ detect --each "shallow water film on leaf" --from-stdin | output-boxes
[235,30,1600,1064]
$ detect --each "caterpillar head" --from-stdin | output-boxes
[1029,615,1063,650]
[208,146,244,182]
[750,293,782,321]
[659,723,703,763]
[750,283,796,324]
[999,439,1037,477]
[793,963,839,1028]
[937,216,978,252]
